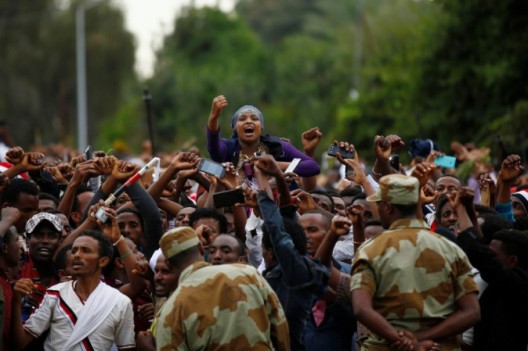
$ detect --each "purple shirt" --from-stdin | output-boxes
[206,127,320,177]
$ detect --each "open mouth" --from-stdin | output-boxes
[244,125,255,134]
[38,248,52,257]
[72,260,83,268]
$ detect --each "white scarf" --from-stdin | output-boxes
[63,281,121,351]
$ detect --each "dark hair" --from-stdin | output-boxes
[339,187,364,199]
[513,216,528,231]
[216,234,246,257]
[310,190,335,213]
[71,184,93,212]
[1,178,39,204]
[480,213,513,244]
[189,208,228,234]
[493,229,528,270]
[262,217,307,256]
[435,194,451,222]
[39,192,59,206]
[55,244,73,271]
[474,204,497,216]
[301,209,334,230]
[117,207,144,229]
[3,227,18,245]
[77,230,113,260]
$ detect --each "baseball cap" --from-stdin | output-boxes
[512,190,528,213]
[25,212,63,234]
[367,174,419,205]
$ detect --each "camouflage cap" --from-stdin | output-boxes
[159,227,200,259]
[367,174,419,205]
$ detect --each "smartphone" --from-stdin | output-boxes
[389,154,400,170]
[434,155,456,169]
[198,159,226,178]
[95,207,109,223]
[284,158,301,174]
[213,188,245,208]
[85,145,93,160]
[327,144,355,159]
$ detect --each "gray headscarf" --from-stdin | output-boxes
[231,105,264,138]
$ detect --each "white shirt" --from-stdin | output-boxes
[24,281,135,351]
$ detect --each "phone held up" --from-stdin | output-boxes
[213,188,245,208]
[389,154,400,171]
[327,144,355,159]
[198,159,226,178]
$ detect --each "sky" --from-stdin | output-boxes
[114,0,236,78]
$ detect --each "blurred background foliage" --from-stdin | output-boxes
[1,0,527,163]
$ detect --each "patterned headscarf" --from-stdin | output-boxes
[231,105,264,138]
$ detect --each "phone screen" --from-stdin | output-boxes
[199,159,225,178]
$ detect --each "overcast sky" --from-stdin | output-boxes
[114,0,236,78]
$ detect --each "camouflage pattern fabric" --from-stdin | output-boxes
[156,261,290,351]
[350,219,478,351]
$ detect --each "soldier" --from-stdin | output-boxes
[155,226,290,351]
[350,174,480,350]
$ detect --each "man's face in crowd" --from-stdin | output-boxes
[352,198,374,222]
[76,191,94,215]
[12,192,39,233]
[299,213,329,256]
[118,212,143,246]
[175,207,195,228]
[154,255,178,298]
[489,239,516,268]
[376,201,392,229]
[439,203,458,233]
[28,222,61,263]
[435,177,461,196]
[55,213,72,239]
[364,223,384,240]
[332,196,347,216]
[310,194,333,213]
[208,234,243,265]
[511,198,527,220]
[71,236,108,277]
[38,199,57,213]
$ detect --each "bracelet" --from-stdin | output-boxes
[113,235,125,246]
[120,251,132,260]
[371,169,382,178]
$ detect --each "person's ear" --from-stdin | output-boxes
[99,256,110,269]
[70,212,82,226]
[508,255,519,268]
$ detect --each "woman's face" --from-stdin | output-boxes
[236,112,261,143]
[440,203,458,233]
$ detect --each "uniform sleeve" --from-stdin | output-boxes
[23,293,54,338]
[114,299,136,349]
[350,259,377,296]
[452,248,479,301]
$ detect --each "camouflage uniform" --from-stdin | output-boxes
[156,261,290,351]
[350,218,478,350]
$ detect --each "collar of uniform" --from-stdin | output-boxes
[389,218,429,230]
[178,261,210,284]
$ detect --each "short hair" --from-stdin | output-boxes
[262,217,307,256]
[364,220,382,228]
[302,209,334,230]
[117,207,144,225]
[189,208,228,234]
[71,184,93,212]
[474,204,497,216]
[480,213,513,244]
[1,178,39,204]
[436,174,463,186]
[39,192,59,206]
[310,190,335,213]
[493,229,528,270]
[77,230,113,260]
[339,187,364,199]
[435,194,451,222]
[513,216,528,231]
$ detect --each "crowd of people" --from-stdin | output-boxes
[0,95,527,351]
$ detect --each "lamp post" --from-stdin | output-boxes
[75,3,88,152]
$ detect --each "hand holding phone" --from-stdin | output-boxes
[198,159,226,178]
[213,188,245,208]
[327,144,355,159]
